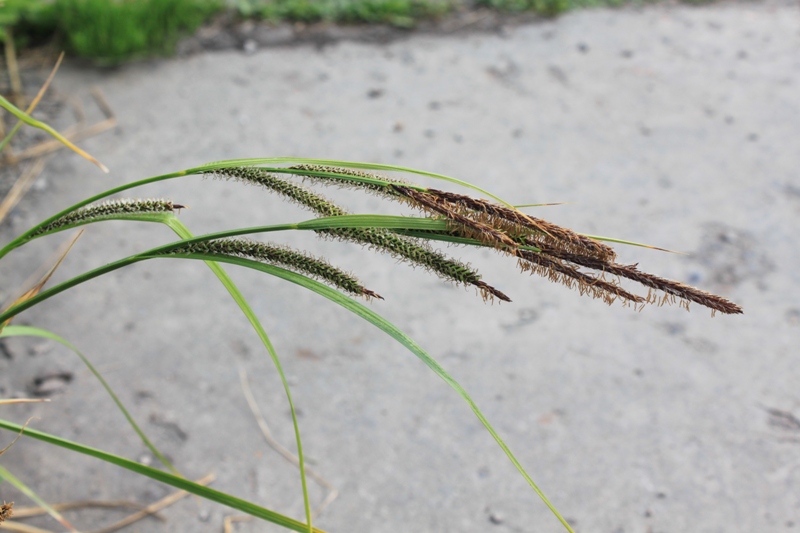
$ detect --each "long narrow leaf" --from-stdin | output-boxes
[0,464,77,531]
[0,325,178,475]
[163,218,313,532]
[0,225,574,531]
[139,253,576,533]
[0,94,107,172]
[0,420,326,533]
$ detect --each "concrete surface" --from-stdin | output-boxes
[1,1,799,532]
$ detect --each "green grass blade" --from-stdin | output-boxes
[0,94,108,173]
[142,253,576,533]
[0,255,145,325]
[294,214,448,231]
[0,223,571,531]
[0,420,327,533]
[0,214,472,326]
[0,172,186,260]
[581,234,682,254]
[0,325,178,476]
[0,215,472,325]
[0,464,78,531]
[163,218,313,533]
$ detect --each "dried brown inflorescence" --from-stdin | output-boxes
[219,164,742,314]
[0,502,12,523]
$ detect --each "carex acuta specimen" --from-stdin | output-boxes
[234,163,742,315]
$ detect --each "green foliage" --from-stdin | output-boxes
[53,0,224,64]
[0,0,58,45]
[253,0,450,26]
[476,0,570,16]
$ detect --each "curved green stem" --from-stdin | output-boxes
[0,171,187,260]
[0,94,108,172]
[0,420,328,533]
[164,218,313,532]
[0,221,574,533]
[0,325,179,476]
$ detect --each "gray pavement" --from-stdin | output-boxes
[1,1,799,532]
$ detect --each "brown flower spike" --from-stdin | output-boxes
[0,502,12,523]
[241,164,742,314]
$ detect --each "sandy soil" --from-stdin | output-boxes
[1,1,799,532]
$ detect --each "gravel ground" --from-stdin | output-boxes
[1,1,799,532]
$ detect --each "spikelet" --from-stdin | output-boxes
[212,166,346,217]
[163,238,381,299]
[288,164,407,200]
[32,199,180,237]
[536,246,743,315]
[516,249,645,307]
[286,167,612,261]
[0,502,12,523]
[211,167,509,301]
[425,188,616,261]
[391,185,519,250]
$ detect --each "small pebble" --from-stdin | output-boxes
[243,39,257,55]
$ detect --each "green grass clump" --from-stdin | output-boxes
[476,0,571,16]
[0,0,58,46]
[252,0,450,27]
[54,0,224,64]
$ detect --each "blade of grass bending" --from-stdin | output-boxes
[0,325,178,476]
[581,234,683,254]
[0,214,475,325]
[0,52,64,153]
[1,230,83,333]
[0,95,107,173]
[1,213,315,532]
[0,214,469,327]
[0,420,327,533]
[0,172,186,260]
[0,464,77,531]
[186,158,514,207]
[141,253,576,533]
[513,202,568,208]
[0,168,442,260]
[0,224,572,530]
[163,218,313,533]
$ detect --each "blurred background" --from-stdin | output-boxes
[1,1,798,532]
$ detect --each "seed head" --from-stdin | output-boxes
[32,199,179,237]
[163,238,381,299]
[211,167,509,301]
[288,164,407,200]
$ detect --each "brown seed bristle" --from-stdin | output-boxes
[362,288,385,301]
[426,188,616,261]
[474,280,512,303]
[536,246,743,315]
[391,185,518,250]
[0,502,13,523]
[516,249,646,307]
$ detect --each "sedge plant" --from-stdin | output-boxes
[0,99,741,532]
